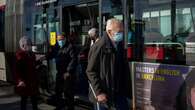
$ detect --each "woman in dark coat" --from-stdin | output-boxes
[15,37,39,110]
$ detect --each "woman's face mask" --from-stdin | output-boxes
[113,32,123,42]
[58,40,65,48]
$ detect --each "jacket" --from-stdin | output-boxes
[49,41,78,74]
[15,50,39,96]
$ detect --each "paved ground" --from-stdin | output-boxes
[0,97,89,110]
[0,83,55,110]
[0,82,90,110]
[0,94,90,110]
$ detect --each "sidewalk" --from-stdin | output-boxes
[0,84,56,110]
[0,82,90,110]
[0,80,12,86]
[0,81,15,98]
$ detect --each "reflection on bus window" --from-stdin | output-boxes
[33,11,60,53]
[101,0,123,26]
[34,24,46,44]
[132,0,195,64]
[142,7,195,43]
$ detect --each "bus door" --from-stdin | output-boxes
[127,0,195,110]
[61,2,99,97]
[62,2,98,51]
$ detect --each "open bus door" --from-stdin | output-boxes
[32,2,99,109]
[61,3,98,108]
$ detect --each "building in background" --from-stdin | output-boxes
[0,0,5,51]
[0,0,6,82]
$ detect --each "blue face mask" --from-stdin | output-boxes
[113,32,123,42]
[58,40,65,48]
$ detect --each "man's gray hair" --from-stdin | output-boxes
[88,28,98,37]
[106,18,122,31]
[19,36,32,50]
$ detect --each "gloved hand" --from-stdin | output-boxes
[63,72,71,80]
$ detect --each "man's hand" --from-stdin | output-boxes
[97,93,107,103]
[64,72,71,80]
[17,81,26,87]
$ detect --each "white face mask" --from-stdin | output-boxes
[58,40,65,48]
[112,32,123,42]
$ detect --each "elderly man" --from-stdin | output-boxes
[48,35,78,110]
[88,28,99,46]
[86,18,131,110]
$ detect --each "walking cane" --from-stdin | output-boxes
[88,81,100,110]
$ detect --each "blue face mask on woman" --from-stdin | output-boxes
[113,32,123,42]
[58,40,65,48]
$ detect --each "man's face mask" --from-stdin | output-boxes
[58,40,65,48]
[113,32,123,42]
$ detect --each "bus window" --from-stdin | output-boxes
[33,13,47,53]
[101,0,123,29]
[33,10,60,53]
[132,0,195,65]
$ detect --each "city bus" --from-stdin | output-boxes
[2,0,195,109]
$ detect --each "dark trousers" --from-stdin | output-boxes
[21,96,38,110]
[55,73,75,110]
